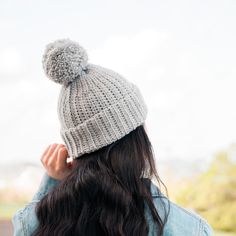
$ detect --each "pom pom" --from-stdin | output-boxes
[42,39,88,85]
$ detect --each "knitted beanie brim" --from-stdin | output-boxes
[60,84,148,158]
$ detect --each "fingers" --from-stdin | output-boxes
[41,143,57,164]
[57,147,69,169]
[41,143,64,166]
[41,144,51,157]
[50,144,64,162]
[40,143,75,180]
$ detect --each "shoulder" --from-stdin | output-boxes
[164,200,214,236]
[12,201,39,236]
[148,181,214,236]
[12,173,59,236]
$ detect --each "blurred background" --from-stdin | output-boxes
[0,0,236,235]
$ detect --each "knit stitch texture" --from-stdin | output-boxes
[42,39,148,158]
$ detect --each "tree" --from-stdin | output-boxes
[176,148,236,232]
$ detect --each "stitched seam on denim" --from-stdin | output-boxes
[20,208,27,235]
[199,218,205,236]
[171,201,202,221]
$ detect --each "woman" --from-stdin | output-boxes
[12,39,213,236]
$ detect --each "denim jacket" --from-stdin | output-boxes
[12,173,213,236]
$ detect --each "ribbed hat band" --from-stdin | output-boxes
[42,39,148,158]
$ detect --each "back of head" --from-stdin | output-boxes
[33,125,168,236]
[33,39,169,236]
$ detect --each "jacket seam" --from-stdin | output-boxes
[171,201,202,220]
[198,217,201,236]
[199,218,205,236]
[19,209,27,236]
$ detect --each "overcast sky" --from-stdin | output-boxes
[0,0,235,164]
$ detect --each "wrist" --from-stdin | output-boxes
[32,172,60,201]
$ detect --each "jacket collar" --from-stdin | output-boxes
[150,180,166,198]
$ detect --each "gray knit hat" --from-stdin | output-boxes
[42,39,148,159]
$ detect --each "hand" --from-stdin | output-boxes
[40,143,75,180]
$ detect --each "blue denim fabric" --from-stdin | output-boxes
[146,183,214,236]
[12,173,213,236]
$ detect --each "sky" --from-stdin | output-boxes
[0,0,236,165]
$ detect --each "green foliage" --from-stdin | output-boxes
[176,150,236,232]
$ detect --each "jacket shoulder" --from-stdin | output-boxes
[148,181,214,236]
[12,173,59,236]
[165,200,214,236]
[12,201,39,236]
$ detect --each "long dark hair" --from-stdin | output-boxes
[33,125,169,236]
